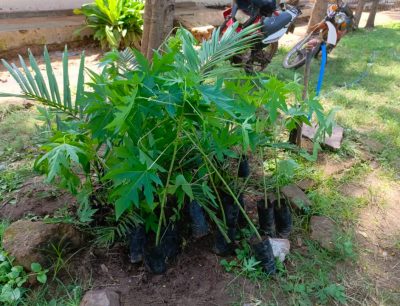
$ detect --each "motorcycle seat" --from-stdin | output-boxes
[235,0,277,16]
[262,11,292,35]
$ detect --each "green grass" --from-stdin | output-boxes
[0,106,40,162]
[226,23,400,305]
[269,23,400,172]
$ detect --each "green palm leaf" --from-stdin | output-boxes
[0,47,85,117]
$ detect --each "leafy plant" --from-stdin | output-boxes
[220,238,264,280]
[1,24,333,249]
[74,0,144,49]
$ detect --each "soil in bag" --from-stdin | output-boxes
[238,155,250,178]
[273,197,292,239]
[188,200,209,239]
[128,225,146,264]
[144,244,167,274]
[250,237,276,275]
[257,199,275,237]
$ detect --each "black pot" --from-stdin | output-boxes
[251,237,276,275]
[222,193,240,228]
[257,199,275,237]
[188,200,209,239]
[274,198,292,239]
[144,245,167,274]
[213,229,236,256]
[238,155,250,178]
[161,225,181,260]
[128,225,146,264]
[237,194,247,228]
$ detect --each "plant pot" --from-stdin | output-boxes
[128,225,146,264]
[250,237,276,275]
[144,245,167,274]
[237,194,247,228]
[188,200,209,239]
[222,193,240,228]
[238,155,250,178]
[257,199,275,237]
[161,225,181,260]
[213,229,236,256]
[274,198,292,239]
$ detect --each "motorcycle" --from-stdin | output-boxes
[282,1,354,69]
[220,0,302,73]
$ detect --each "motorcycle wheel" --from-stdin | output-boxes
[241,42,279,74]
[283,33,321,69]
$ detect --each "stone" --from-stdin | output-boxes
[281,184,312,211]
[2,220,84,271]
[310,216,336,250]
[296,178,316,191]
[302,123,344,150]
[80,289,120,306]
[270,238,290,262]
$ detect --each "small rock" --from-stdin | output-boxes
[2,220,84,271]
[100,264,109,273]
[296,237,303,247]
[302,124,344,150]
[80,289,120,306]
[296,178,316,191]
[281,184,312,211]
[310,216,336,250]
[357,230,368,238]
[270,238,290,262]
[23,101,35,109]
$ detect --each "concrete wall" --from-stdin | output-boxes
[0,0,230,13]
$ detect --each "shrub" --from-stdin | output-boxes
[74,0,144,49]
[1,25,333,247]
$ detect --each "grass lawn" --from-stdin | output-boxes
[0,23,399,305]
[257,22,400,305]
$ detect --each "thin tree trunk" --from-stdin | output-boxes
[307,0,328,33]
[354,0,366,28]
[366,0,379,28]
[141,0,152,56]
[141,0,175,61]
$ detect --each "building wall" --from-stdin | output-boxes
[0,0,230,13]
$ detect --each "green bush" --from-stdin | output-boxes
[1,25,333,247]
[74,0,144,49]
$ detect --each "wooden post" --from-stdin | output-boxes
[289,48,313,146]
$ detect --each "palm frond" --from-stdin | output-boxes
[93,211,142,247]
[198,23,260,79]
[116,48,139,72]
[1,47,86,118]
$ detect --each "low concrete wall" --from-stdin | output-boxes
[0,0,231,13]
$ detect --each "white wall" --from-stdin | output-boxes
[0,0,88,12]
[0,0,230,13]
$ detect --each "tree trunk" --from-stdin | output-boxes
[366,0,379,28]
[354,0,366,28]
[307,0,328,33]
[141,0,175,61]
